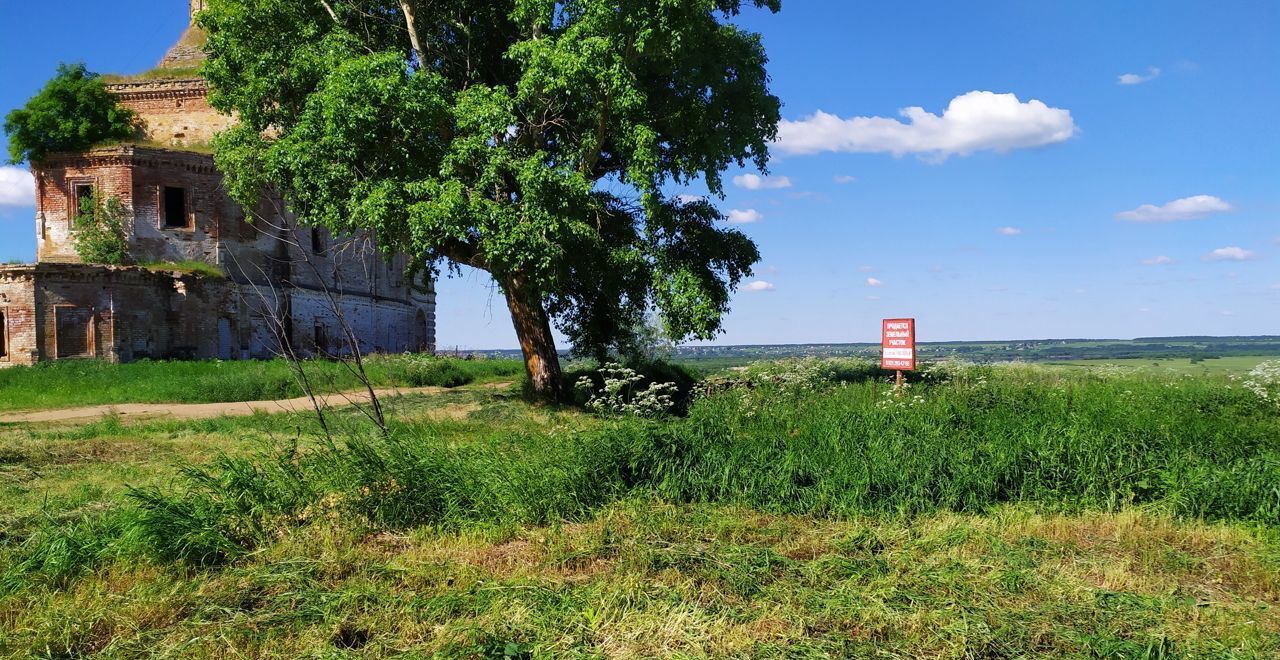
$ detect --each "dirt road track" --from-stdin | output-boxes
[0,383,510,425]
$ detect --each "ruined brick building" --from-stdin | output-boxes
[0,1,437,367]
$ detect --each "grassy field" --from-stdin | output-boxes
[0,355,524,412]
[0,359,1278,657]
[1043,355,1274,376]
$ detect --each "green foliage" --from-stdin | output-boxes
[72,195,130,265]
[1243,360,1280,409]
[575,362,680,417]
[3,63,138,164]
[198,0,780,363]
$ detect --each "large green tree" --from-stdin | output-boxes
[5,63,137,164]
[200,0,781,398]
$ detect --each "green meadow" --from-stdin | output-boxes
[0,355,523,413]
[0,358,1278,657]
[1043,355,1274,376]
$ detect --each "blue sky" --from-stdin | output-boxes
[1,1,1277,348]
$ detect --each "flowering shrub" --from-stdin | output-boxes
[575,363,679,417]
[921,359,990,386]
[701,357,874,396]
[739,357,838,391]
[1243,361,1280,409]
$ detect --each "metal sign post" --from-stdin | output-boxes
[881,318,916,396]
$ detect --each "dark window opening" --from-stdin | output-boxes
[73,183,95,219]
[0,310,8,358]
[311,227,326,255]
[55,307,92,359]
[313,323,327,353]
[163,186,188,228]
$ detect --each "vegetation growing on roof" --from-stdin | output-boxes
[100,67,203,84]
[3,63,139,164]
[138,260,226,279]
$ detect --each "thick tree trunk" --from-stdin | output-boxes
[503,275,563,401]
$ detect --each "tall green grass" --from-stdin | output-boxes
[5,364,1276,593]
[645,369,1280,522]
[0,356,523,411]
[130,367,1280,559]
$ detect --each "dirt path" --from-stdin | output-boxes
[0,383,512,425]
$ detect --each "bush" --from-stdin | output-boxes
[575,362,680,417]
[73,195,130,265]
[700,357,879,396]
[365,354,524,388]
[4,63,138,164]
[1243,360,1280,410]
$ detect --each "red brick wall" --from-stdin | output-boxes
[34,147,235,266]
[108,80,232,148]
[35,155,135,263]
[0,267,39,366]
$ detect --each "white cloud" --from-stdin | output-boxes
[1141,255,1175,266]
[833,175,858,184]
[676,194,706,204]
[732,174,792,190]
[1202,246,1255,262]
[996,226,1023,236]
[865,295,881,301]
[1116,195,1233,222]
[0,166,35,207]
[866,277,884,287]
[774,91,1076,162]
[726,209,763,224]
[742,280,775,292]
[1118,67,1162,85]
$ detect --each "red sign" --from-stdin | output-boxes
[881,318,916,371]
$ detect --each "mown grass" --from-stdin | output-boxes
[0,356,524,412]
[2,502,1277,657]
[1,361,1277,656]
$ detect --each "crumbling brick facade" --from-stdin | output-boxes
[0,2,436,368]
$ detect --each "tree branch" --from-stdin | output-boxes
[400,1,425,68]
[319,0,339,23]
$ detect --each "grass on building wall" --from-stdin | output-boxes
[137,260,226,279]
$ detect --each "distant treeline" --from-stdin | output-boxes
[666,337,1280,365]
[470,337,1280,365]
